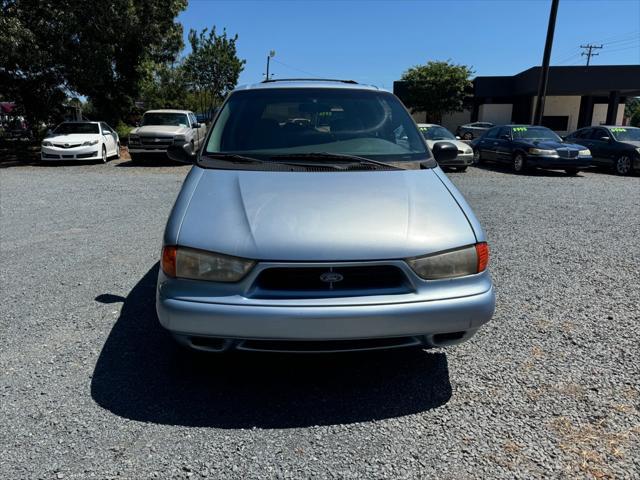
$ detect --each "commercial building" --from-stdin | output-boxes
[394,65,640,134]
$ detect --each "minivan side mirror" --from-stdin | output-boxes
[192,122,201,129]
[166,143,196,164]
[432,141,458,163]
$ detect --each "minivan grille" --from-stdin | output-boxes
[254,265,408,296]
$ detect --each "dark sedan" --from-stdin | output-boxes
[565,125,640,176]
[472,125,592,175]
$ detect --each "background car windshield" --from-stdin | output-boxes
[512,126,561,141]
[54,123,99,134]
[142,113,189,127]
[420,125,455,140]
[206,88,428,160]
[610,127,640,142]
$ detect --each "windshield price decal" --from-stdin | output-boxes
[610,128,626,133]
[419,126,429,132]
[513,127,528,132]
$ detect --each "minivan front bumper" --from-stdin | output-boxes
[156,268,495,352]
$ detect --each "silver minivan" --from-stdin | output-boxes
[157,79,495,353]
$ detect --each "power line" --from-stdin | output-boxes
[604,34,640,46]
[580,44,603,66]
[271,58,320,78]
[594,29,640,44]
[604,44,640,54]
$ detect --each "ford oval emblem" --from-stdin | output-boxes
[320,272,343,283]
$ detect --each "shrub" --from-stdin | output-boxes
[115,121,134,145]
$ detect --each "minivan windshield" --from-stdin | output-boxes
[204,88,429,164]
[54,123,99,134]
[141,112,189,127]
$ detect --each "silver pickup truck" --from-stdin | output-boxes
[128,109,207,162]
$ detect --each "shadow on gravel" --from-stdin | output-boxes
[117,158,185,167]
[91,264,452,429]
[472,163,583,177]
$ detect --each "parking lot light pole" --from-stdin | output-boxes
[265,50,276,81]
[533,0,560,126]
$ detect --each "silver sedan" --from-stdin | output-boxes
[157,80,495,353]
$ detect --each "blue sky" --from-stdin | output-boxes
[178,0,640,88]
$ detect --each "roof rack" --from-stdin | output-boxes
[261,78,359,84]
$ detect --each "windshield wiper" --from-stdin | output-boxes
[201,153,266,163]
[270,152,403,170]
[200,153,347,171]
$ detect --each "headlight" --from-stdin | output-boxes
[42,141,52,146]
[635,147,640,155]
[406,243,489,280]
[528,147,556,155]
[82,139,98,146]
[173,135,187,143]
[579,149,591,156]
[161,246,255,282]
[129,135,139,142]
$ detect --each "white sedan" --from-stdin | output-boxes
[41,121,120,163]
[418,123,474,172]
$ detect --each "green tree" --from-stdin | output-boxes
[625,97,640,127]
[139,61,189,110]
[400,60,474,123]
[0,0,187,126]
[182,27,245,115]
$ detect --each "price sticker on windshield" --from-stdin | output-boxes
[513,127,528,132]
[610,128,627,133]
[419,126,429,132]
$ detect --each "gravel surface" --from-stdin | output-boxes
[1,158,639,479]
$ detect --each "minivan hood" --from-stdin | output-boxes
[176,168,477,261]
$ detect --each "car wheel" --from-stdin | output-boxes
[473,149,483,165]
[565,168,578,176]
[614,155,632,176]
[513,153,527,173]
[116,142,121,160]
[100,145,107,164]
[463,132,473,140]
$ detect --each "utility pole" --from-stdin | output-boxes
[265,50,276,81]
[580,44,603,66]
[533,0,560,126]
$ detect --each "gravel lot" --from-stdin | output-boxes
[1,158,639,479]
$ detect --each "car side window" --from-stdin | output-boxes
[578,128,592,139]
[100,123,109,134]
[591,128,607,140]
[484,127,499,139]
[497,127,511,139]
[189,113,196,126]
